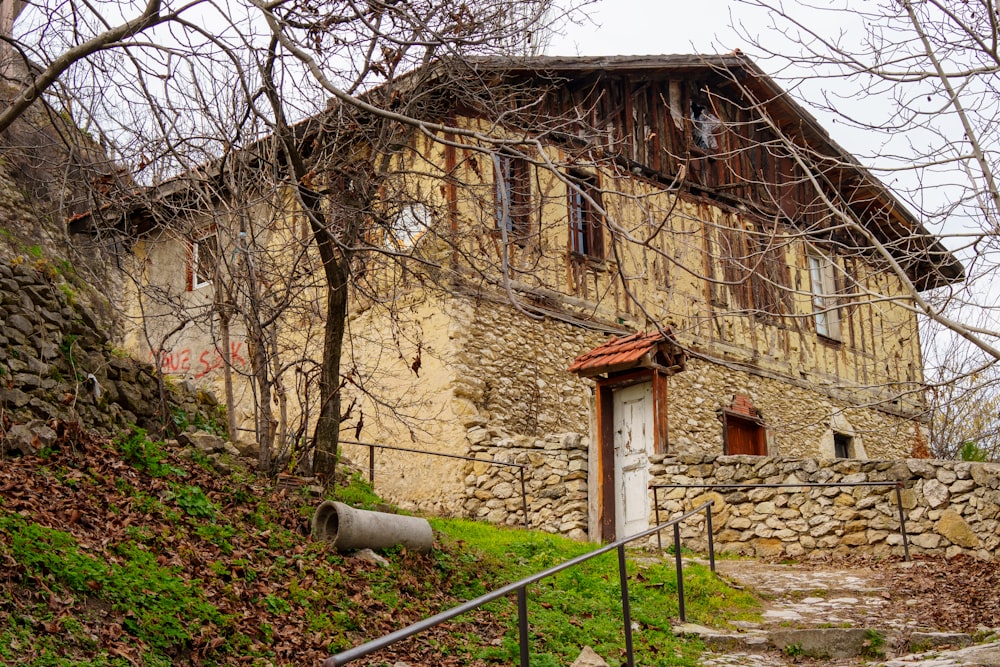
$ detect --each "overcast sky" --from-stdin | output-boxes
[547,0,749,57]
[544,0,863,149]
[544,1,944,229]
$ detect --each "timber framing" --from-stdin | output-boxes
[70,53,963,296]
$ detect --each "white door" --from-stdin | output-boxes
[613,382,654,539]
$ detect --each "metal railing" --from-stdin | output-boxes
[652,481,911,561]
[340,439,530,528]
[321,500,716,667]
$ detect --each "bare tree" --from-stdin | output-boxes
[14,0,966,478]
[6,0,593,475]
[712,0,1000,456]
[926,339,1000,461]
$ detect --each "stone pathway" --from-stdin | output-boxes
[678,559,1000,667]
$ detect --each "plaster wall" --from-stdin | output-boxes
[120,119,932,523]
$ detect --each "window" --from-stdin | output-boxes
[691,101,722,152]
[717,223,752,309]
[495,153,531,240]
[190,228,218,290]
[751,231,793,318]
[722,393,767,455]
[834,433,853,459]
[723,413,767,455]
[389,203,430,248]
[716,221,791,319]
[808,252,842,340]
[568,171,604,260]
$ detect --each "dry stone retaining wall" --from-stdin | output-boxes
[463,427,590,540]
[0,258,221,449]
[651,454,1000,560]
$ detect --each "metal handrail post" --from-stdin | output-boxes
[706,505,715,573]
[617,544,635,667]
[894,483,912,562]
[673,522,685,622]
[653,486,662,551]
[517,586,530,667]
[520,467,529,529]
[368,443,375,484]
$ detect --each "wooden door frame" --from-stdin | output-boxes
[594,368,670,542]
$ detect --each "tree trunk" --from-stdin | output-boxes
[268,324,288,461]
[310,228,350,478]
[259,43,361,479]
[313,260,347,479]
[219,308,238,441]
[252,333,275,472]
[237,212,275,472]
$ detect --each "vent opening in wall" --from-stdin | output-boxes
[834,432,853,458]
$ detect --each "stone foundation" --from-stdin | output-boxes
[651,454,1000,560]
[464,427,589,539]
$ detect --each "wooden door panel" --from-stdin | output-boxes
[725,414,766,455]
[614,382,653,538]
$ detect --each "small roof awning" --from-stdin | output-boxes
[568,329,686,379]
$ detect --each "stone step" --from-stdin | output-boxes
[675,622,980,661]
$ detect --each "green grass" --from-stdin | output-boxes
[862,629,886,658]
[331,472,384,508]
[0,432,760,667]
[0,514,227,655]
[114,428,185,477]
[431,518,760,666]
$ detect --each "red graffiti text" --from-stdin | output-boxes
[150,342,249,379]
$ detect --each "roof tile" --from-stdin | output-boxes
[567,329,678,376]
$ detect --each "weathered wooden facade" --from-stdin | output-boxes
[85,54,962,541]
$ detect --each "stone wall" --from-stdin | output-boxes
[651,454,1000,561]
[425,299,936,541]
[0,257,220,451]
[463,428,590,540]
[449,301,605,437]
[665,358,925,460]
[435,301,598,536]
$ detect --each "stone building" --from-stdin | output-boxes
[73,54,962,542]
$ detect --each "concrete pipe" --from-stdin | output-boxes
[311,500,434,554]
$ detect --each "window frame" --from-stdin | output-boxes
[750,228,793,320]
[690,101,723,153]
[714,220,792,321]
[567,170,604,261]
[495,152,531,241]
[190,227,218,291]
[389,203,430,249]
[722,411,767,456]
[834,432,853,459]
[807,250,842,341]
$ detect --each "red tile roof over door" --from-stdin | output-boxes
[568,330,684,378]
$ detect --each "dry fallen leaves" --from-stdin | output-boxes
[0,422,507,666]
